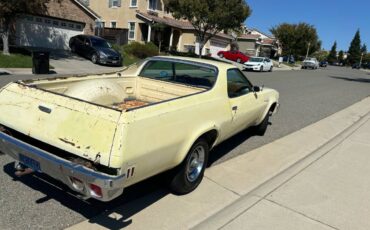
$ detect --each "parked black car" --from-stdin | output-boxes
[69,35,123,66]
[320,61,328,67]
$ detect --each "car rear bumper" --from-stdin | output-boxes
[0,131,125,202]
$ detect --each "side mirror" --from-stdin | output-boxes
[253,86,261,92]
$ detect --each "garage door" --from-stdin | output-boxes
[16,15,84,50]
[210,40,229,58]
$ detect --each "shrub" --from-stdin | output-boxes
[123,42,159,59]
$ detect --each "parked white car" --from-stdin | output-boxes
[302,57,319,69]
[244,57,274,72]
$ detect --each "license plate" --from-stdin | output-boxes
[112,61,118,64]
[19,154,41,172]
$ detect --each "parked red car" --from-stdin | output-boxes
[217,50,250,63]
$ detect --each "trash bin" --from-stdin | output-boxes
[32,51,50,74]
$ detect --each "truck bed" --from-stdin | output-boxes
[25,74,206,111]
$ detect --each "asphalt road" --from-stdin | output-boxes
[0,66,369,229]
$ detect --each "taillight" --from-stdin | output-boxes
[70,177,85,192]
[90,184,103,198]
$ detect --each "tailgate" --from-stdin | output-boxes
[0,83,122,167]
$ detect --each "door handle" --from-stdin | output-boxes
[232,106,238,111]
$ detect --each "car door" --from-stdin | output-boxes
[225,69,265,137]
[83,37,93,58]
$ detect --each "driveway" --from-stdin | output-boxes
[50,50,123,75]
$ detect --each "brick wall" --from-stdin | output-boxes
[45,0,96,34]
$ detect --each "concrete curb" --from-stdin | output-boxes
[67,97,370,230]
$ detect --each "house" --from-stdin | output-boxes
[237,27,281,58]
[14,0,100,50]
[86,0,232,57]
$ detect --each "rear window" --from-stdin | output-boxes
[140,60,217,88]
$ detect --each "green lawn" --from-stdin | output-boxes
[0,53,33,68]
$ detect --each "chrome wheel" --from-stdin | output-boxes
[92,54,98,64]
[186,145,205,182]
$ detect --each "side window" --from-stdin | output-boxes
[227,69,253,98]
[140,61,174,79]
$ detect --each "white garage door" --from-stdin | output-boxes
[210,40,228,57]
[16,15,85,50]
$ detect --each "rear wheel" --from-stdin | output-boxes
[269,66,273,72]
[70,44,76,53]
[260,66,264,72]
[169,138,209,195]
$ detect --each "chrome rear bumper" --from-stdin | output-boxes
[0,131,125,201]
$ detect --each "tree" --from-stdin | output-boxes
[313,50,329,62]
[270,22,321,58]
[347,30,362,65]
[0,0,55,55]
[327,41,337,63]
[361,44,367,54]
[164,0,251,57]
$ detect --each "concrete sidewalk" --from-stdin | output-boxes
[68,97,370,230]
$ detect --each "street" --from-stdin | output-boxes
[0,66,369,229]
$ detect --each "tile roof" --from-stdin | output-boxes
[136,11,232,40]
[238,34,261,40]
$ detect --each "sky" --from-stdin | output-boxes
[245,0,370,51]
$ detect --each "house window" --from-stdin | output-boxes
[111,21,117,28]
[53,21,59,26]
[76,24,82,30]
[69,23,74,28]
[130,0,138,7]
[44,19,51,24]
[109,0,121,8]
[61,22,67,27]
[26,16,33,21]
[148,0,157,10]
[36,18,42,23]
[128,22,135,40]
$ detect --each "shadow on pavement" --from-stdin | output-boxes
[3,163,169,229]
[330,76,370,83]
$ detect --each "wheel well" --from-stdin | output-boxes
[269,103,277,113]
[199,130,218,148]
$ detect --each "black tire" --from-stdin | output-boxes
[70,44,76,53]
[91,53,98,64]
[169,138,209,195]
[260,66,264,72]
[269,66,273,72]
[254,111,271,136]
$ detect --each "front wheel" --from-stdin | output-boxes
[269,66,273,72]
[91,53,99,64]
[169,138,209,195]
[260,66,264,72]
[254,111,271,136]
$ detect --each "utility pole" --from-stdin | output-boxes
[305,42,311,59]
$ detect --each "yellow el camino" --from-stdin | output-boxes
[0,56,279,201]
